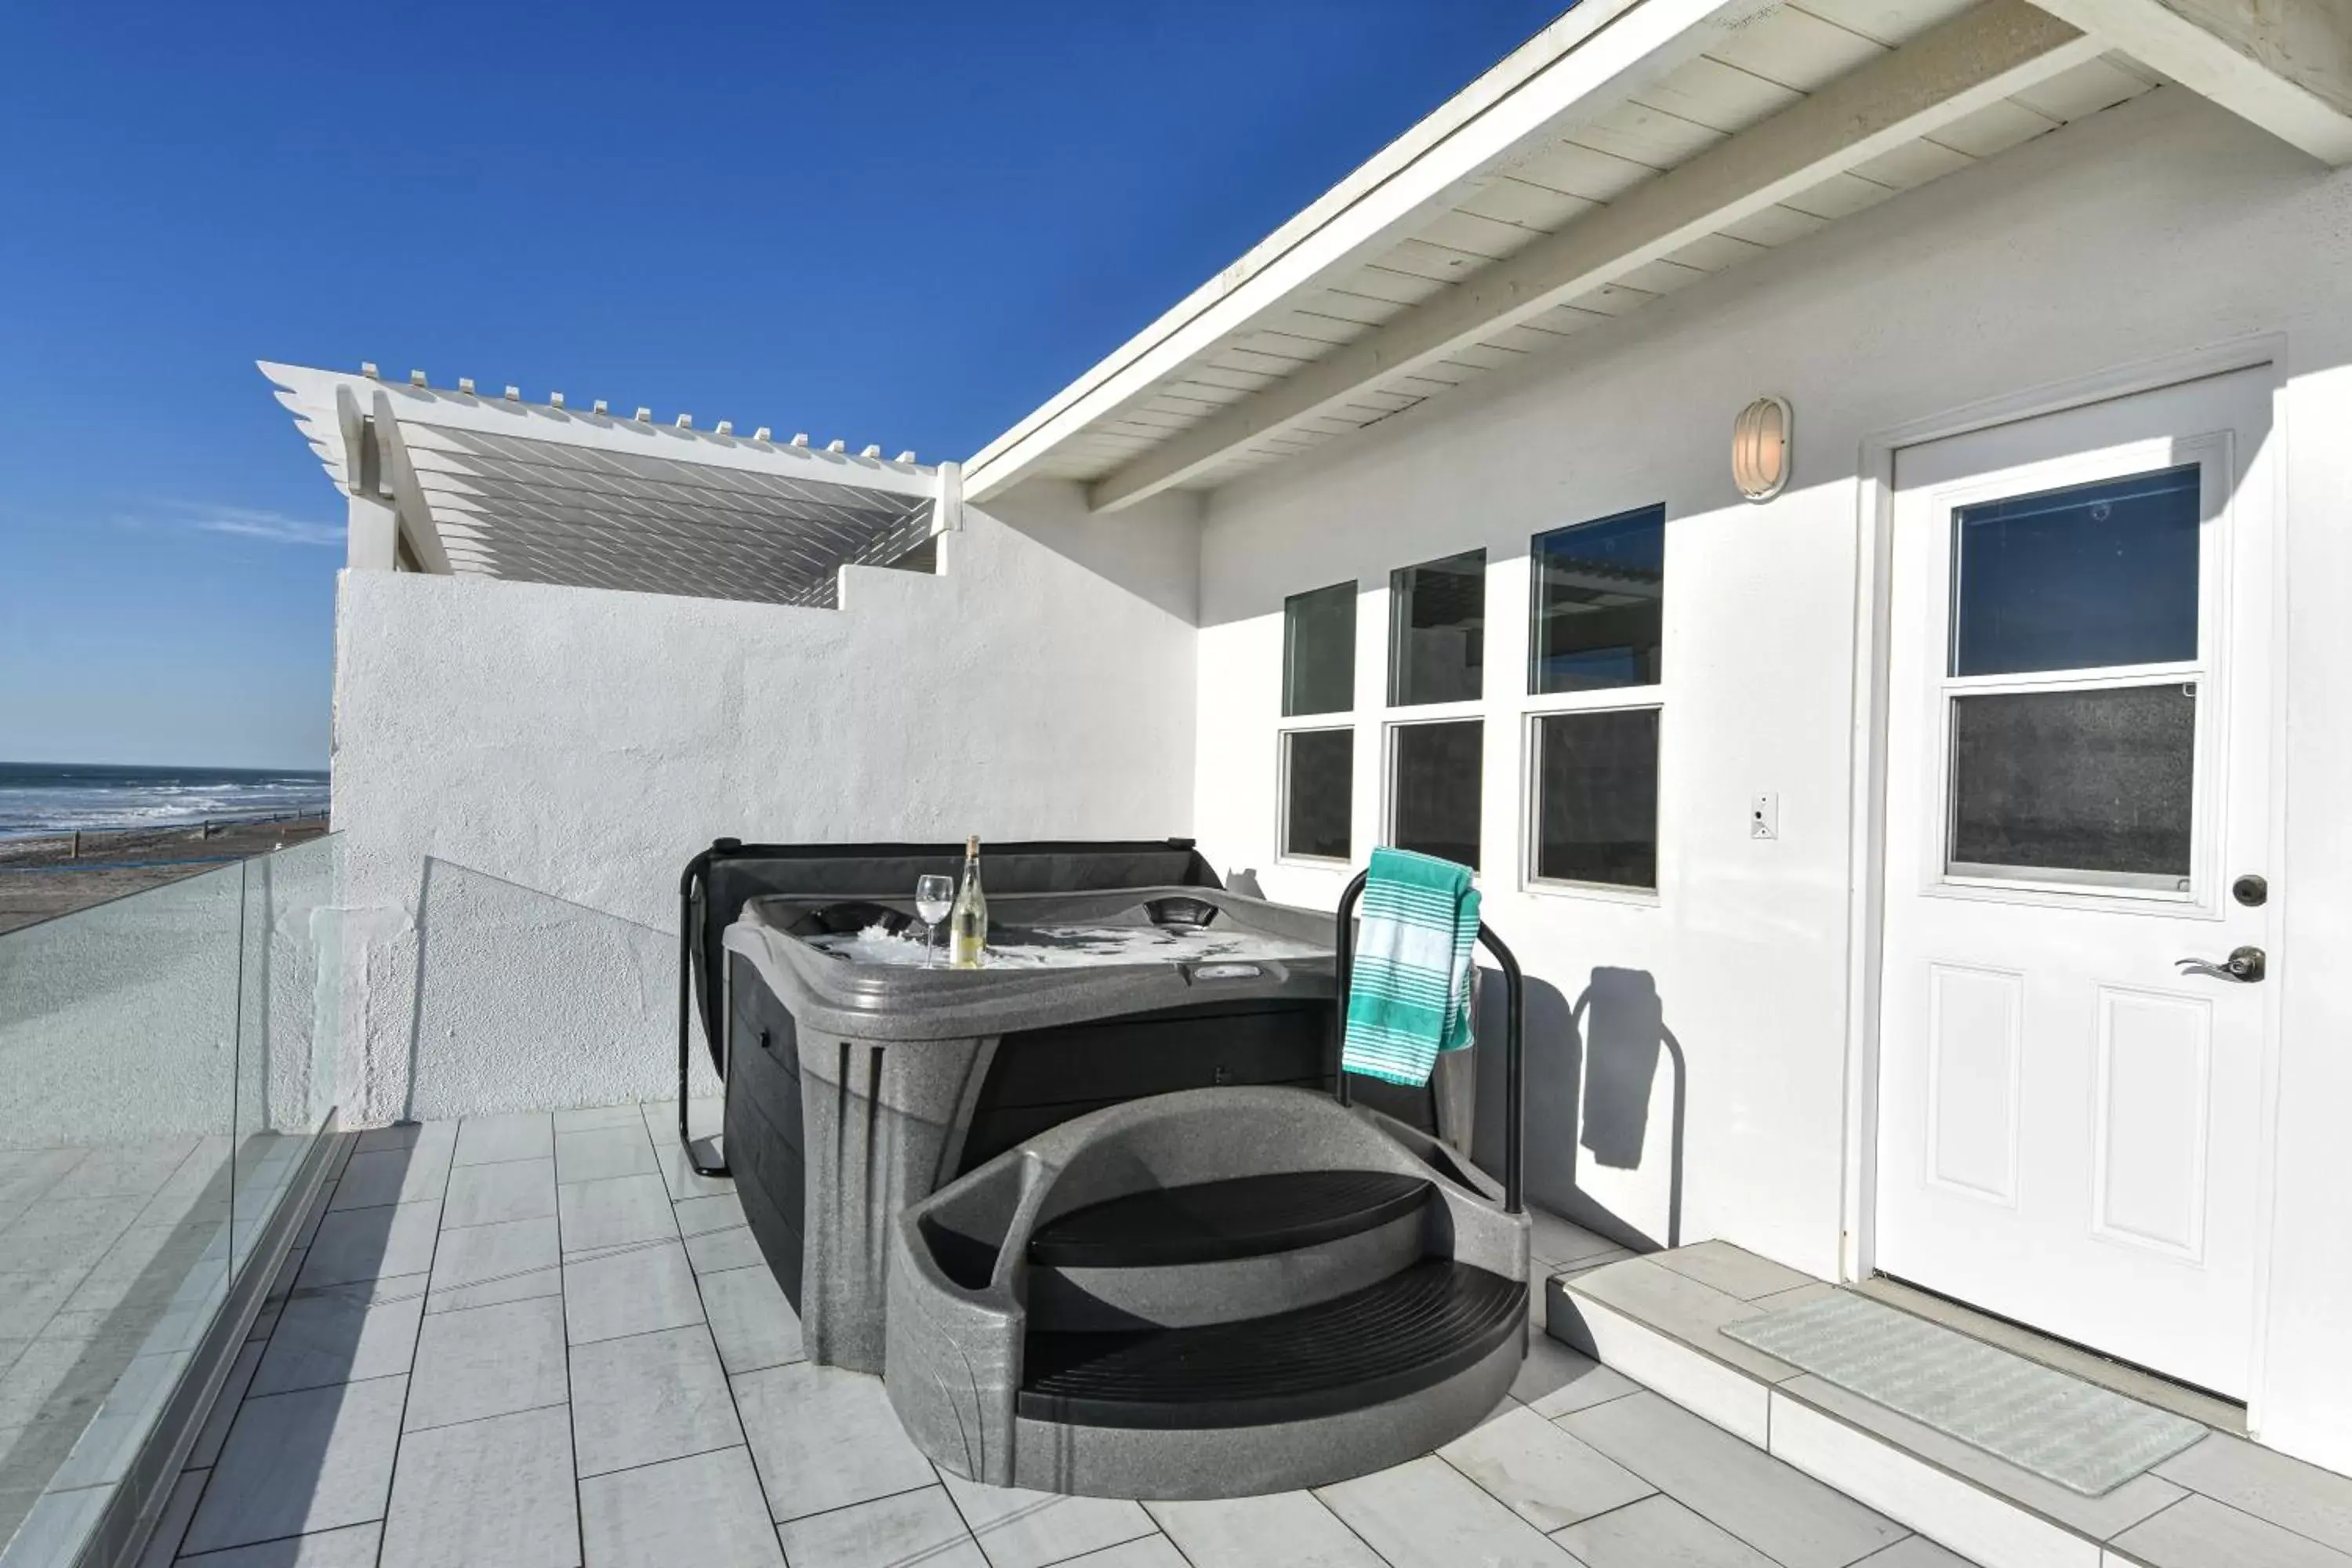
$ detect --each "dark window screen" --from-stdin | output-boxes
[1949,684,2194,877]
[1390,720,1483,871]
[1531,506,1664,695]
[1534,709,1660,888]
[1951,466,2199,677]
[1283,583,1356,717]
[1282,729,1353,860]
[1389,551,1486,706]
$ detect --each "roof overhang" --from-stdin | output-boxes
[965,0,2347,513]
[263,362,957,608]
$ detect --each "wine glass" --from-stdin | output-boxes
[914,875,954,967]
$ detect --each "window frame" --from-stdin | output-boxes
[1526,503,1666,699]
[1381,713,1486,877]
[1275,722,1356,867]
[1282,579,1359,720]
[1387,548,1489,709]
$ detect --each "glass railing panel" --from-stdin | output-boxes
[0,833,343,1566]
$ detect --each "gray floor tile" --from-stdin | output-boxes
[442,1157,557,1230]
[777,1484,986,1568]
[558,1174,677,1254]
[652,1138,734,1203]
[1566,1259,1795,1382]
[555,1126,659,1186]
[578,1446,783,1568]
[685,1226,764,1276]
[699,1262,804,1374]
[1563,1392,1907,1568]
[1778,1375,2187,1540]
[2155,1432,2352,1555]
[554,1104,646,1134]
[0,1332,140,1430]
[1529,1208,1628,1266]
[1551,1494,1781,1567]
[938,1472,1160,1568]
[735,1361,938,1522]
[2112,1493,2352,1568]
[453,1111,554,1168]
[134,1465,204,1567]
[181,1376,407,1554]
[673,1193,743,1238]
[1515,1332,1642,1417]
[380,1404,580,1568]
[563,1241,702,1346]
[404,1294,568,1432]
[1440,1404,1655,1530]
[426,1215,562,1313]
[1853,1537,1982,1566]
[1317,1454,1582,1566]
[176,1522,384,1565]
[1059,1537,1190,1567]
[1656,1240,1819,1301]
[326,1149,449,1214]
[299,1200,441,1288]
[0,1268,80,1340]
[1147,1490,1388,1567]
[249,1285,424,1396]
[569,1324,741,1479]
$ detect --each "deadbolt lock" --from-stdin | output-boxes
[2232,873,2268,908]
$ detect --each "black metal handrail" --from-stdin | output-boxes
[1332,868,1524,1216]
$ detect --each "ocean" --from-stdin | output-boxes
[0,762,332,840]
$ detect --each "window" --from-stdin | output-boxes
[1389,550,1485,706]
[1532,708,1660,889]
[1530,505,1664,694]
[1941,464,2205,888]
[1283,582,1356,717]
[1390,720,1483,871]
[1280,728,1354,861]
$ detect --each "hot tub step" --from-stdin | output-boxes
[1029,1169,1433,1268]
[1018,1257,1524,1430]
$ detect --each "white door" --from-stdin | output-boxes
[1875,370,2277,1399]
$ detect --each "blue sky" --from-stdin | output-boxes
[0,2,1563,770]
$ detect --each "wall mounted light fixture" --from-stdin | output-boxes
[1733,395,1792,502]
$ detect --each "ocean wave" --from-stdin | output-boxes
[0,764,332,839]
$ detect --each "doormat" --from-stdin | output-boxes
[1723,1290,2205,1495]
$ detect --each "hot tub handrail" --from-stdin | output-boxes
[1330,867,1524,1217]
[677,837,742,1178]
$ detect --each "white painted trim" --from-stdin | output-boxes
[1086,0,2105,510]
[2029,0,2352,165]
[1837,336,2289,1409]
[962,0,1781,501]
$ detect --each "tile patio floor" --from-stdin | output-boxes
[129,1102,1978,1568]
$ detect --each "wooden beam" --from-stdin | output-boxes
[370,390,457,576]
[2028,0,2352,163]
[1087,0,2104,513]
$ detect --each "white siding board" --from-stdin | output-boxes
[1635,54,1807,134]
[1666,230,1773,272]
[1333,263,1452,307]
[1456,176,1603,234]
[2009,55,2154,122]
[1568,100,1729,169]
[1784,0,1976,49]
[1851,136,1978,189]
[1615,257,1712,296]
[1716,202,1832,248]
[1706,5,1889,91]
[1782,169,1902,220]
[1510,139,1663,201]
[1448,343,1532,372]
[1416,207,1556,261]
[1299,289,1410,328]
[1929,97,2060,158]
[1563,281,1662,318]
[1260,310,1375,347]
[1377,236,1494,283]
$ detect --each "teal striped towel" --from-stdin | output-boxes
[1342,847,1479,1087]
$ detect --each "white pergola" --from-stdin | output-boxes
[263,362,960,608]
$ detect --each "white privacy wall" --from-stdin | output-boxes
[1189,89,2352,1464]
[328,495,1200,1123]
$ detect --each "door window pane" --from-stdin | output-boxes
[1534,709,1660,888]
[1531,506,1664,694]
[1951,466,2199,677]
[1283,583,1356,717]
[1282,729,1353,860]
[1391,720,1483,871]
[1389,550,1485,706]
[1949,684,2194,879]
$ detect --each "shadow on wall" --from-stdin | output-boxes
[1469,964,1684,1253]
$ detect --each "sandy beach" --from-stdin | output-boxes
[0,817,330,935]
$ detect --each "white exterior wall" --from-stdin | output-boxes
[328,497,1199,1123]
[1189,87,2352,1465]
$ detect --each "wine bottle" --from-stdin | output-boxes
[948,836,988,968]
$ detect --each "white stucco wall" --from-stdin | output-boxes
[328,497,1200,1124]
[1187,87,2352,1463]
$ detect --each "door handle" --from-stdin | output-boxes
[2176,946,2266,984]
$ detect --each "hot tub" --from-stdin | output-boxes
[717,881,1462,1372]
